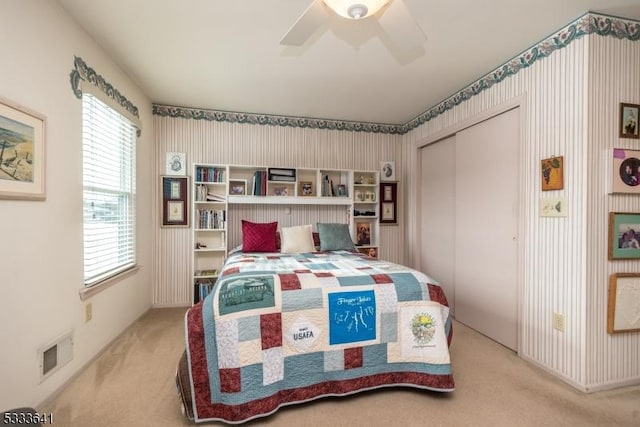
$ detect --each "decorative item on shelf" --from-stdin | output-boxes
[380,161,396,182]
[607,273,640,333]
[337,184,348,197]
[161,175,189,227]
[300,181,313,196]
[619,103,639,139]
[380,181,398,225]
[355,190,364,201]
[608,212,640,260]
[0,96,46,200]
[365,191,376,202]
[356,222,371,245]
[229,179,246,195]
[165,152,186,175]
[540,156,563,191]
[274,186,289,196]
[611,149,640,194]
[356,175,364,184]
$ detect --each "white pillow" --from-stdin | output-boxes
[280,224,316,253]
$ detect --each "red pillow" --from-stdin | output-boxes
[242,220,278,252]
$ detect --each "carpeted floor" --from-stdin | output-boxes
[39,308,640,426]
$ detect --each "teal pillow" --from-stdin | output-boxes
[317,223,355,251]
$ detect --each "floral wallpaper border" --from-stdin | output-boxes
[153,12,640,135]
[70,56,140,121]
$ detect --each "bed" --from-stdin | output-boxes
[176,222,454,424]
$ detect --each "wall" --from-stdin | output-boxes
[586,35,640,389]
[403,15,640,391]
[153,116,403,306]
[0,1,153,409]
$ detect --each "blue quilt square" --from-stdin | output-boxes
[328,290,376,345]
[389,273,422,302]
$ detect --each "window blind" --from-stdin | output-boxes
[82,94,137,286]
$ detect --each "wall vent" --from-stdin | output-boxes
[39,331,73,382]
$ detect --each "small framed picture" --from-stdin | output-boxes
[380,182,398,225]
[380,161,396,181]
[161,176,189,227]
[273,186,288,196]
[608,212,640,260]
[356,222,371,245]
[608,273,640,333]
[541,156,563,191]
[165,152,186,175]
[300,181,313,196]
[0,97,46,200]
[337,184,348,197]
[357,246,378,259]
[611,148,640,194]
[619,103,639,139]
[229,179,246,195]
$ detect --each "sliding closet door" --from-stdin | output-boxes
[419,136,456,315]
[454,108,519,350]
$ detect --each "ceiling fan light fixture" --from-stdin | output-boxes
[323,0,391,20]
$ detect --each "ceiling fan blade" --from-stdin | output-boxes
[377,0,426,50]
[280,0,329,46]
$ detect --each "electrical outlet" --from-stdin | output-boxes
[553,312,565,332]
[85,302,93,323]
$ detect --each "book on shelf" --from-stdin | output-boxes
[206,192,226,202]
[269,175,296,182]
[196,166,225,183]
[268,167,295,177]
[197,208,227,229]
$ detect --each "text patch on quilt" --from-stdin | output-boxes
[218,275,275,316]
[328,290,376,345]
[285,315,320,352]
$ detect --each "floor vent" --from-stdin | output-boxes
[39,331,73,382]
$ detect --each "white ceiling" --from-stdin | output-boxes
[56,0,640,125]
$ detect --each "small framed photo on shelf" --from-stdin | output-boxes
[619,103,639,139]
[608,212,640,260]
[608,273,640,333]
[356,222,371,245]
[300,181,313,196]
[380,182,398,225]
[229,179,246,195]
[161,175,189,227]
[611,148,640,194]
[273,186,289,196]
[541,156,563,191]
[0,96,46,200]
[357,246,378,259]
[337,184,348,197]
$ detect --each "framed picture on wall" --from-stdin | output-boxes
[619,103,639,139]
[380,161,396,181]
[611,148,640,194]
[380,182,398,225]
[608,212,640,260]
[540,156,563,191]
[161,175,189,227]
[608,273,640,333]
[0,96,46,200]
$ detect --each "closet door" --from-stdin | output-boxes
[419,136,456,315]
[454,108,519,350]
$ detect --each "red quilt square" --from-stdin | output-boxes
[219,368,241,393]
[344,347,363,369]
[294,269,312,274]
[428,283,449,307]
[314,272,334,278]
[224,267,240,275]
[372,274,393,284]
[279,273,301,291]
[260,313,282,350]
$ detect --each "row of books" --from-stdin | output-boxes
[195,184,227,202]
[194,279,216,303]
[195,166,225,183]
[252,171,268,196]
[268,167,296,182]
[196,209,227,229]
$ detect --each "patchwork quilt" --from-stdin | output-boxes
[181,250,455,423]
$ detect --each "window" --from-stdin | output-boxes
[82,94,137,286]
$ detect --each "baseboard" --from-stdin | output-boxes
[152,303,191,308]
[35,307,152,410]
[520,354,640,393]
[584,376,640,392]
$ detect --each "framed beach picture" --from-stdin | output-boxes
[608,212,640,260]
[611,148,640,194]
[161,175,189,227]
[608,273,640,333]
[0,97,46,200]
[619,103,639,139]
[380,161,396,182]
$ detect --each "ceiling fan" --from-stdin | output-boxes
[280,0,427,50]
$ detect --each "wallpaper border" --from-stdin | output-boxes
[152,12,640,135]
